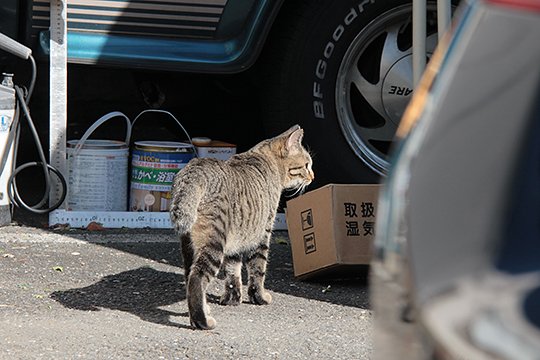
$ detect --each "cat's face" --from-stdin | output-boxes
[283,147,314,191]
[278,126,315,191]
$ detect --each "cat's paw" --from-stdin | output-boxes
[249,290,272,305]
[220,287,242,306]
[191,315,216,330]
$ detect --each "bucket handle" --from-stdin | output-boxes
[71,111,132,157]
[130,109,198,157]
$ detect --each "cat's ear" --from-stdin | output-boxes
[284,124,301,135]
[286,127,304,154]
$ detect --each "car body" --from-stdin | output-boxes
[25,0,284,73]
[371,0,540,358]
[0,0,457,185]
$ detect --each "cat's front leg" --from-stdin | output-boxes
[246,239,272,305]
[220,253,243,306]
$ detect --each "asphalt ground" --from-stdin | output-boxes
[0,225,372,359]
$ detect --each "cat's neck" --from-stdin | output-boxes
[240,149,286,186]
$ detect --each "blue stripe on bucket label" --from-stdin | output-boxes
[132,150,193,164]
[131,150,193,186]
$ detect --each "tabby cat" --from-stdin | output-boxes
[170,125,314,330]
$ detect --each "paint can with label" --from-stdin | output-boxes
[130,141,194,212]
[67,112,131,211]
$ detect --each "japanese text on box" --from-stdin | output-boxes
[344,202,375,237]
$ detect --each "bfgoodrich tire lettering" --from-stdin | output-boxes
[312,1,381,121]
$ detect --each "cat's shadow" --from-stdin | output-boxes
[50,266,191,329]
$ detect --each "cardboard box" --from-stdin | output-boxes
[286,184,381,279]
[195,140,236,161]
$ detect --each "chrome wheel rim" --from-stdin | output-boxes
[336,4,439,175]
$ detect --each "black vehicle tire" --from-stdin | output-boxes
[260,0,444,185]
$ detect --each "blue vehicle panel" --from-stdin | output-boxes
[29,0,283,73]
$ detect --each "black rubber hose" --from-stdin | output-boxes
[5,75,67,214]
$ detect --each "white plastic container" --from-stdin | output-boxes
[0,75,16,225]
[67,112,131,211]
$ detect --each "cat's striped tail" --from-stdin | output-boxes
[169,170,205,235]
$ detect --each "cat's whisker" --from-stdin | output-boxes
[284,189,298,198]
[290,182,309,198]
[292,187,303,197]
[284,185,302,198]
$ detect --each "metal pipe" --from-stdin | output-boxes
[437,0,452,40]
[412,0,426,86]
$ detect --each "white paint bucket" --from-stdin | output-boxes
[67,112,131,211]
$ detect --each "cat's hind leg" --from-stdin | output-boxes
[219,254,243,306]
[246,239,272,305]
[180,233,194,280]
[187,232,224,330]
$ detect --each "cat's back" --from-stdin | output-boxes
[178,152,276,184]
[227,152,275,177]
[174,157,226,183]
